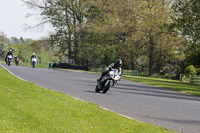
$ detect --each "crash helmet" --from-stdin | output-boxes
[114,59,122,68]
[33,53,35,55]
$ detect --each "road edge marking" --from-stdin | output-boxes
[0,64,27,81]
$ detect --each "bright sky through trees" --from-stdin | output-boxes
[0,0,51,39]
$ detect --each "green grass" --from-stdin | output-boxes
[0,66,174,133]
[18,61,49,68]
[123,75,200,96]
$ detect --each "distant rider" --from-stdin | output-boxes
[30,53,37,64]
[5,49,13,64]
[14,56,19,65]
[97,59,122,82]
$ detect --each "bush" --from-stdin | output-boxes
[195,68,200,75]
[0,42,8,59]
[184,65,197,76]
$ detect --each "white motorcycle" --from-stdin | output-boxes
[31,57,37,68]
[7,55,13,66]
[95,68,121,93]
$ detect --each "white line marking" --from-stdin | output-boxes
[0,64,26,81]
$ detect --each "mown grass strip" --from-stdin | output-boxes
[123,75,200,96]
[0,66,174,133]
[0,60,49,68]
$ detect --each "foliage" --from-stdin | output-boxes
[0,42,8,59]
[184,65,197,76]
[0,31,10,44]
[17,44,33,62]
[0,31,9,59]
[20,0,193,76]
[171,0,200,67]
[172,0,200,45]
[196,68,200,75]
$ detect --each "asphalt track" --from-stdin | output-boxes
[1,64,200,133]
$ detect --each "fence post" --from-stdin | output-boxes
[190,75,193,84]
[49,63,53,69]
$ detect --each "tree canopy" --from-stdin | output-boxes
[14,0,199,76]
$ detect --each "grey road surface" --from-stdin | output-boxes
[1,64,200,133]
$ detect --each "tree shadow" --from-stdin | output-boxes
[113,83,200,102]
[150,116,200,126]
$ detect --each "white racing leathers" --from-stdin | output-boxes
[31,57,37,68]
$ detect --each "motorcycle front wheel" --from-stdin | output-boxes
[8,61,10,66]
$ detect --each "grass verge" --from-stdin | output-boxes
[0,66,174,133]
[0,60,49,68]
[122,75,200,96]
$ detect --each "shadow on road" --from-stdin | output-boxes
[113,83,200,102]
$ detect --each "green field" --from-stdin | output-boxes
[0,66,174,133]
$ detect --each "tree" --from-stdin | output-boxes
[23,0,185,75]
[171,0,200,67]
[10,37,20,45]
[20,37,25,44]
[0,31,9,59]
[172,0,200,45]
[185,65,197,75]
[133,0,180,75]
[0,31,10,43]
[24,0,91,64]
[0,42,8,59]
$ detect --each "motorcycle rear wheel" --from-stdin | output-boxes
[32,62,35,68]
[95,85,100,92]
[102,80,112,93]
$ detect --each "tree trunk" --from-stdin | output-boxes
[148,35,155,76]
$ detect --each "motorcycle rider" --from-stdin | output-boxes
[30,53,37,64]
[5,49,13,64]
[14,56,19,66]
[97,59,122,82]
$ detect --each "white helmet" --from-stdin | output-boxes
[33,53,35,55]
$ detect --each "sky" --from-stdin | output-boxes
[0,0,52,40]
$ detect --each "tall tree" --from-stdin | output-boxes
[171,0,200,67]
[134,0,178,75]
[172,0,200,46]
[24,0,90,64]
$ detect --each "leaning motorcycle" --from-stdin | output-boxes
[7,55,13,66]
[31,57,37,68]
[95,68,121,93]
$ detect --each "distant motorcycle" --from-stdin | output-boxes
[7,55,13,66]
[95,68,121,93]
[15,56,19,66]
[31,57,37,68]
